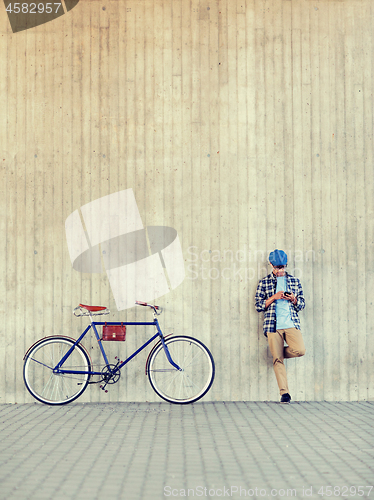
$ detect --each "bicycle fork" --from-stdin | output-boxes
[159,337,182,371]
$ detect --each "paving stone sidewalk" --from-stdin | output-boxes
[0,401,373,500]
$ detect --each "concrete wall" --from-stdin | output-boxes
[1,0,373,403]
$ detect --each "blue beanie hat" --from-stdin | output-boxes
[269,249,287,266]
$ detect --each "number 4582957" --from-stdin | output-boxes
[6,3,62,14]
[317,486,373,497]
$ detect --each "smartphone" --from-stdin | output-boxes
[284,291,291,297]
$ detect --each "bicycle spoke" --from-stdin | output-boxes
[24,338,91,405]
[178,372,189,399]
[29,357,53,370]
[41,371,55,399]
[60,375,72,400]
[182,348,204,371]
[148,336,214,404]
[161,368,182,393]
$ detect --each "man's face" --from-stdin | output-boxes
[271,264,286,276]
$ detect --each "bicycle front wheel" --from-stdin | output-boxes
[147,335,215,404]
[23,337,91,405]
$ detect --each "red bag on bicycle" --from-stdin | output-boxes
[102,323,126,341]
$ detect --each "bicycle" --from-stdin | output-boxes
[23,301,215,406]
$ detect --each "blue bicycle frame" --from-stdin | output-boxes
[53,317,181,376]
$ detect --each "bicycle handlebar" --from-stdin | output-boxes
[135,301,162,315]
[135,300,159,310]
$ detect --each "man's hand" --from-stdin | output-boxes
[284,292,297,305]
[265,291,286,309]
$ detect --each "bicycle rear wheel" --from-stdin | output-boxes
[147,335,215,404]
[23,337,91,405]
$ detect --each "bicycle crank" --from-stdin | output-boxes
[100,362,121,392]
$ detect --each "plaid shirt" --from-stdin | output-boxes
[255,272,305,337]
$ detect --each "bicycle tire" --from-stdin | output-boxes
[147,335,215,404]
[23,337,91,405]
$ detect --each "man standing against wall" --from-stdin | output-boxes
[255,250,306,403]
